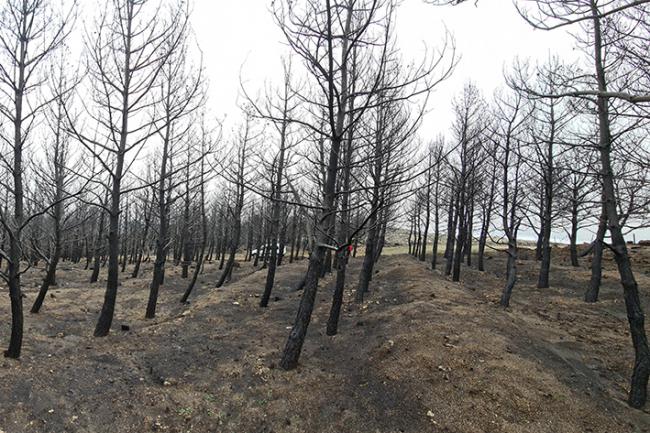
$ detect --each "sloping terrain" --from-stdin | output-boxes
[0,252,649,432]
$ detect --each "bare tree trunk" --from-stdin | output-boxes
[419,160,432,262]
[181,134,208,303]
[500,242,517,308]
[146,123,172,319]
[31,90,67,313]
[94,163,124,336]
[431,204,440,270]
[569,194,580,267]
[327,94,355,334]
[132,194,152,278]
[464,201,474,267]
[356,103,384,303]
[216,122,249,288]
[180,163,192,278]
[477,171,495,272]
[585,199,606,303]
[537,140,555,288]
[445,196,458,276]
[120,197,129,273]
[407,215,414,256]
[590,3,649,407]
[451,200,466,282]
[90,209,106,283]
[261,81,290,307]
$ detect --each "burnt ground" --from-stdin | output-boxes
[0,248,650,433]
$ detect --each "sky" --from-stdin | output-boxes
[190,0,580,138]
[189,0,591,242]
[67,0,645,244]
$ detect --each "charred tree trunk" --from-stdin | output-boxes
[94,165,124,337]
[31,93,67,313]
[445,195,458,277]
[500,242,517,308]
[180,161,192,278]
[586,200,606,303]
[590,3,649,406]
[419,163,432,261]
[181,136,208,303]
[146,120,172,319]
[90,209,106,284]
[326,92,355,334]
[216,124,248,289]
[120,198,129,273]
[261,96,289,307]
[132,193,152,278]
[569,186,580,267]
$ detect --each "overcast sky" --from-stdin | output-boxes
[190,0,579,139]
[186,0,601,242]
[71,1,616,243]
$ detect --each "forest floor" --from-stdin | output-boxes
[1,247,650,433]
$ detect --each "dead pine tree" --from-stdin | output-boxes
[326,56,357,335]
[560,146,595,268]
[513,58,572,288]
[180,116,215,303]
[273,0,454,369]
[143,8,203,318]
[275,0,372,368]
[69,0,189,334]
[0,0,74,358]
[244,59,299,308]
[272,0,359,369]
[429,141,446,270]
[418,148,433,262]
[448,83,486,282]
[31,59,76,313]
[89,192,109,284]
[131,183,154,278]
[516,0,650,407]
[476,136,497,272]
[491,86,530,308]
[215,112,256,288]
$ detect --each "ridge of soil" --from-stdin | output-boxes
[0,252,649,432]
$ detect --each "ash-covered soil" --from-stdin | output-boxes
[0,249,649,433]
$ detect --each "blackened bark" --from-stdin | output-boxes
[356,102,383,302]
[407,216,413,256]
[477,169,495,272]
[586,200,606,303]
[261,94,289,307]
[500,243,517,308]
[537,126,555,288]
[131,195,152,278]
[569,196,580,267]
[146,121,172,319]
[464,201,474,267]
[120,199,129,273]
[419,162,432,262]
[94,177,123,336]
[31,104,66,313]
[181,138,208,303]
[280,247,324,369]
[590,2,649,407]
[326,97,354,334]
[445,197,458,277]
[90,209,106,283]
[431,214,439,270]
[216,128,248,288]
[451,202,466,282]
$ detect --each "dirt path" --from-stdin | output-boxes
[0,254,649,432]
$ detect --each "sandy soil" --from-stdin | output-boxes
[0,248,649,433]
